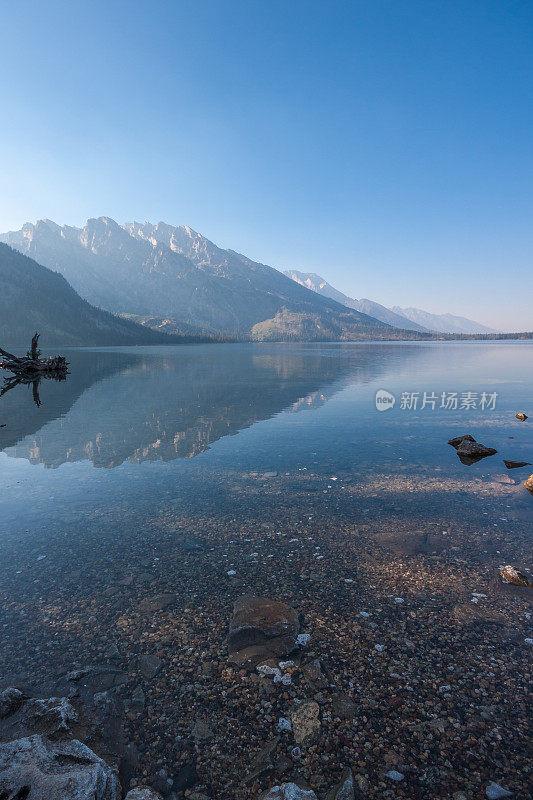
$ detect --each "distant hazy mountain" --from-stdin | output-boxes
[0,243,186,346]
[284,270,428,331]
[0,218,404,341]
[285,269,498,334]
[284,270,359,309]
[391,307,497,335]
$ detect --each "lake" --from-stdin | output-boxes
[0,341,531,799]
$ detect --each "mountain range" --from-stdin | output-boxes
[390,306,498,335]
[284,270,497,334]
[0,218,425,342]
[1,217,500,343]
[0,243,191,346]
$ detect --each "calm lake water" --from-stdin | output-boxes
[1,341,532,798]
[0,341,532,536]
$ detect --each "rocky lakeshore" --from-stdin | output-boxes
[0,462,531,799]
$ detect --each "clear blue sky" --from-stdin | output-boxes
[1,0,531,330]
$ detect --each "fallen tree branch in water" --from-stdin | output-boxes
[0,332,69,378]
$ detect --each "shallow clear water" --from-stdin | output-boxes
[1,341,532,798]
[1,341,532,536]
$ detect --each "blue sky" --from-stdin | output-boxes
[0,0,531,330]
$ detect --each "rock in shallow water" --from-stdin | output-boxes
[138,593,177,614]
[0,734,121,800]
[460,442,497,463]
[290,701,320,746]
[448,434,476,448]
[525,474,533,494]
[485,781,513,799]
[500,565,531,587]
[228,596,300,666]
[139,654,162,680]
[131,686,145,713]
[330,693,357,720]
[385,770,404,781]
[301,658,328,690]
[0,687,24,718]
[191,718,214,741]
[448,434,497,464]
[259,784,318,800]
[515,412,528,421]
[325,768,355,800]
[244,736,280,784]
[24,696,78,736]
[125,789,163,800]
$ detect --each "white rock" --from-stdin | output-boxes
[385,770,404,781]
[257,665,282,682]
[277,717,292,732]
[259,783,318,800]
[485,782,512,799]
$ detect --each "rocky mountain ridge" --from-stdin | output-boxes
[1,219,417,341]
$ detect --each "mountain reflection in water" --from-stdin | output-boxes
[0,343,423,468]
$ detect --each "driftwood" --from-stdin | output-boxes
[0,332,69,377]
[0,333,69,407]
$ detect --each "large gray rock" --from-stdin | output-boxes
[0,687,127,785]
[259,784,318,800]
[0,734,121,799]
